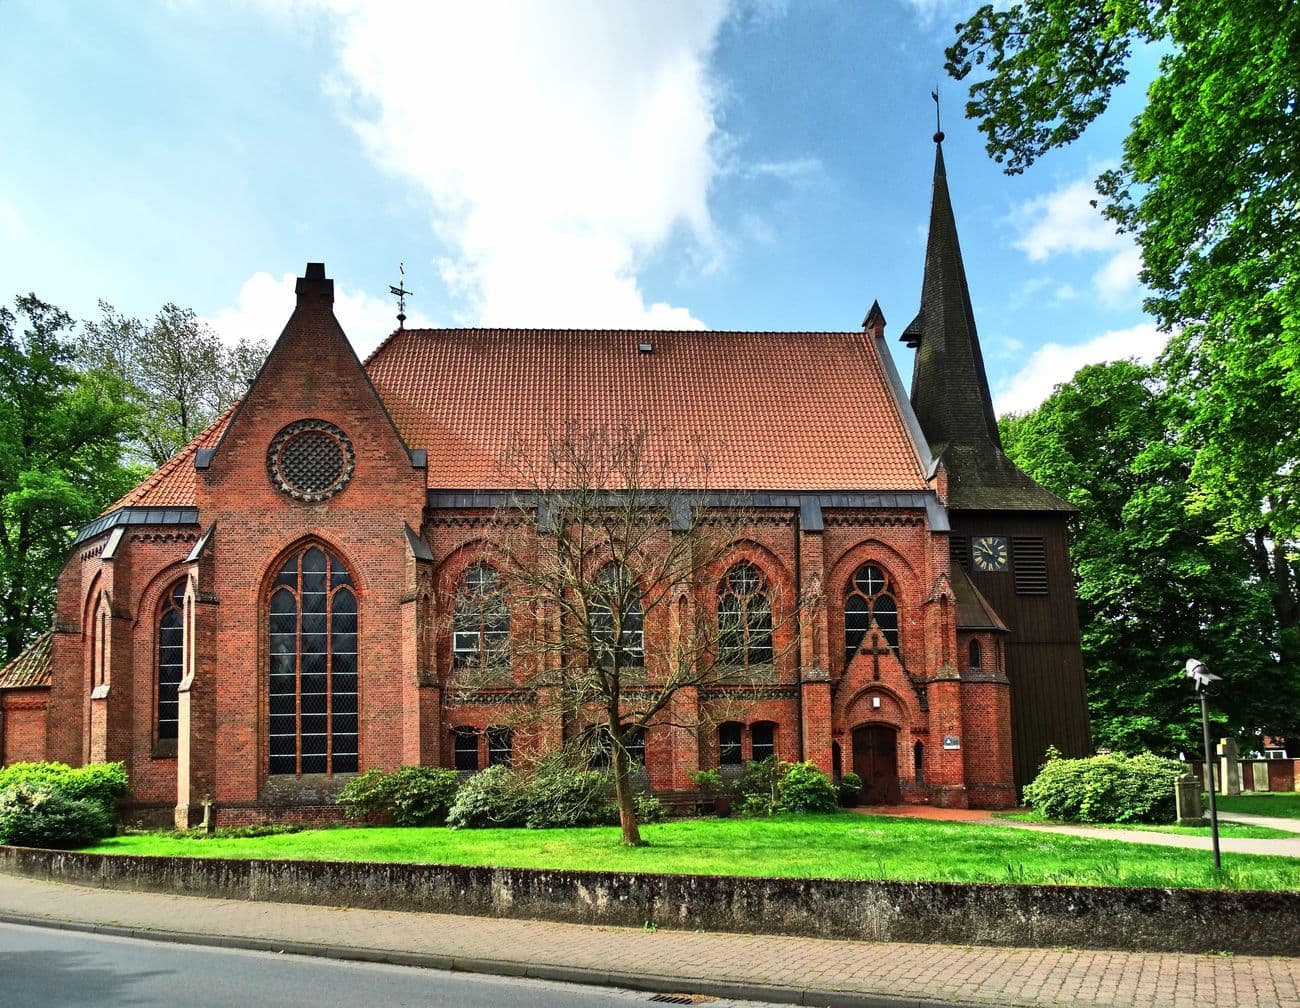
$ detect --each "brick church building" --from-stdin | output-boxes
[0,137,1090,824]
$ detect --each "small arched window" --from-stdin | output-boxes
[719,721,743,766]
[157,580,186,741]
[590,565,643,667]
[718,563,773,668]
[845,563,900,657]
[914,741,925,784]
[487,726,513,767]
[751,721,776,762]
[453,726,479,771]
[452,563,509,671]
[268,545,358,776]
[969,639,982,669]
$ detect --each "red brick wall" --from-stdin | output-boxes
[2,689,49,764]
[39,277,1025,815]
[192,278,427,807]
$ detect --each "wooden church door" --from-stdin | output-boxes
[852,724,901,804]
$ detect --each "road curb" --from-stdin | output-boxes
[0,910,989,1008]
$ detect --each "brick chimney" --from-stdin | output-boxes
[294,262,334,308]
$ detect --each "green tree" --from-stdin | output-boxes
[82,302,266,465]
[1001,361,1292,755]
[0,296,140,662]
[948,0,1300,733]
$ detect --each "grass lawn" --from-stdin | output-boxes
[1213,792,1300,819]
[86,813,1300,892]
[997,811,1299,839]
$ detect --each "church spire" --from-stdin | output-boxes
[906,130,1001,449]
[904,130,1072,512]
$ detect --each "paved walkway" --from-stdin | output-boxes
[863,804,1300,857]
[1,873,1297,1008]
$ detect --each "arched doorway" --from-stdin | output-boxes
[852,724,900,804]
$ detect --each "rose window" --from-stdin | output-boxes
[267,420,355,502]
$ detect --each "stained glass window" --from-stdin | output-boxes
[717,563,773,669]
[157,581,185,741]
[267,545,358,776]
[845,563,900,657]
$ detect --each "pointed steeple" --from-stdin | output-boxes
[905,133,1072,512]
[907,132,1000,448]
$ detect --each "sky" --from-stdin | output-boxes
[1,0,1165,417]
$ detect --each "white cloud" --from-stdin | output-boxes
[993,321,1167,415]
[206,271,431,359]
[898,0,996,27]
[289,0,730,329]
[1009,178,1143,306]
[745,158,824,186]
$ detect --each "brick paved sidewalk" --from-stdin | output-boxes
[1,873,1297,1008]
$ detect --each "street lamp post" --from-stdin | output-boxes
[1185,658,1222,872]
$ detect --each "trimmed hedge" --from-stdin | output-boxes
[1022,749,1184,824]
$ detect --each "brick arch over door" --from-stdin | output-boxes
[264,541,359,776]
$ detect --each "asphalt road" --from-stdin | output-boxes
[0,921,763,1008]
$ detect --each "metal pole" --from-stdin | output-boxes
[1200,691,1222,872]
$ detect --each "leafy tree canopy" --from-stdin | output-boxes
[82,302,267,465]
[0,296,141,662]
[950,0,1300,744]
[1001,361,1295,755]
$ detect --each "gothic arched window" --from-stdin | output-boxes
[718,562,773,669]
[268,545,358,775]
[157,580,185,741]
[590,565,643,667]
[452,563,509,671]
[845,563,900,657]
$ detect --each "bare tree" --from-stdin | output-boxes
[456,425,813,847]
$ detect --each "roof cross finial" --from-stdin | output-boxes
[931,87,944,144]
[389,262,413,329]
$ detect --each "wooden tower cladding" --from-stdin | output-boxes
[904,132,1091,790]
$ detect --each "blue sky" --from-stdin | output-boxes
[1,0,1163,415]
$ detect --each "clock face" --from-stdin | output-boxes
[972,535,1009,573]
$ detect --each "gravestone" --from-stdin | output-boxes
[1217,738,1242,795]
[1174,774,1203,826]
[1252,762,1270,792]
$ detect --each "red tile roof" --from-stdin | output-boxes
[106,404,237,511]
[0,631,52,690]
[110,327,930,507]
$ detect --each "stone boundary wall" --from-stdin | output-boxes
[4,845,1298,956]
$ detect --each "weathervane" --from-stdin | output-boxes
[932,87,944,144]
[389,263,413,329]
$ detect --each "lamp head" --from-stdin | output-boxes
[1184,658,1222,693]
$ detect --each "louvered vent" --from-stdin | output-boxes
[950,536,970,572]
[1012,537,1049,595]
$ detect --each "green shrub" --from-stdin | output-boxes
[777,761,839,813]
[446,765,528,829]
[1023,748,1184,824]
[730,757,838,816]
[687,768,726,796]
[632,793,667,823]
[734,757,779,813]
[522,759,608,828]
[387,767,461,826]
[0,761,127,812]
[838,772,863,805]
[336,768,398,822]
[337,766,460,826]
[0,783,114,848]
